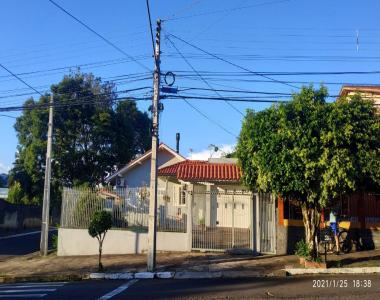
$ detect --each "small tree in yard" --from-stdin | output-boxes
[88,210,113,271]
[237,86,380,260]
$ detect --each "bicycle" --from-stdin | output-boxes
[318,225,352,255]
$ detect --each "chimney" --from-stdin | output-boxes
[176,133,180,153]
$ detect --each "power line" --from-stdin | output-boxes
[162,0,203,21]
[167,33,300,89]
[162,52,380,63]
[171,69,380,76]
[166,36,244,116]
[0,87,152,110]
[164,0,291,21]
[0,81,152,101]
[0,59,151,80]
[179,87,293,96]
[0,63,44,96]
[168,95,287,103]
[180,75,380,87]
[178,86,340,97]
[146,0,156,58]
[0,114,17,119]
[0,95,152,112]
[181,97,238,138]
[48,0,150,71]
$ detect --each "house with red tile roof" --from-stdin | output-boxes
[105,144,276,254]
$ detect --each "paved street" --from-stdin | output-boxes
[0,229,56,261]
[0,275,379,299]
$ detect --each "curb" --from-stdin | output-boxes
[88,270,274,280]
[285,267,380,276]
[0,273,86,284]
[5,268,378,283]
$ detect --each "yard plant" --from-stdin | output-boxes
[74,188,103,228]
[294,240,310,259]
[88,210,113,271]
[237,86,380,260]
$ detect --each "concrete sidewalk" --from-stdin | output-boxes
[1,249,379,282]
[0,251,296,278]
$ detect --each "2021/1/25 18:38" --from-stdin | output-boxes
[312,279,372,288]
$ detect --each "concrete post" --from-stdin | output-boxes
[147,19,161,272]
[232,193,235,248]
[255,193,261,253]
[250,193,255,253]
[186,187,193,251]
[205,185,211,227]
[40,93,53,256]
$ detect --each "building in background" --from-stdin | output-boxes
[0,188,8,200]
[339,85,380,108]
[106,143,186,188]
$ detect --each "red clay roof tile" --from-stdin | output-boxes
[158,160,242,182]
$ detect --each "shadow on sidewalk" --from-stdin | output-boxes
[329,254,380,268]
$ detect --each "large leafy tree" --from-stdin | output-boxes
[237,87,380,259]
[8,72,151,206]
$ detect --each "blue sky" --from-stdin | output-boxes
[1,0,380,173]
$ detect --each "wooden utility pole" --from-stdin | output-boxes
[40,93,54,256]
[147,19,161,271]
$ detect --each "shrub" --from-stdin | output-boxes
[88,210,112,271]
[7,181,24,204]
[295,239,310,258]
[52,234,58,251]
[73,189,103,228]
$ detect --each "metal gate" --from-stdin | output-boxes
[191,190,252,251]
[258,193,276,253]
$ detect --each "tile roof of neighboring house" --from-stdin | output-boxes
[159,160,242,182]
[158,160,207,176]
[339,85,380,97]
[106,143,186,182]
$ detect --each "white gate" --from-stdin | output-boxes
[191,190,253,251]
[257,193,276,253]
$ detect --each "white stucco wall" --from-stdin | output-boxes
[121,149,184,188]
[57,228,189,256]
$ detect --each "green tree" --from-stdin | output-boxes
[10,71,151,206]
[237,87,380,259]
[7,181,24,204]
[88,210,113,271]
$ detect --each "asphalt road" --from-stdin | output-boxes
[0,228,56,260]
[1,274,379,299]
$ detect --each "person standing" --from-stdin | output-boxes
[329,209,340,254]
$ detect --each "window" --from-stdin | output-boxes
[176,186,186,206]
[179,189,186,205]
[284,199,303,220]
[242,204,245,210]
[225,203,228,209]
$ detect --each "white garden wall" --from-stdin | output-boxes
[57,228,189,256]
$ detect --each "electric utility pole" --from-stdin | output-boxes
[40,93,54,256]
[147,19,161,271]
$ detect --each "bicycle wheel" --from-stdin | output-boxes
[339,230,352,253]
